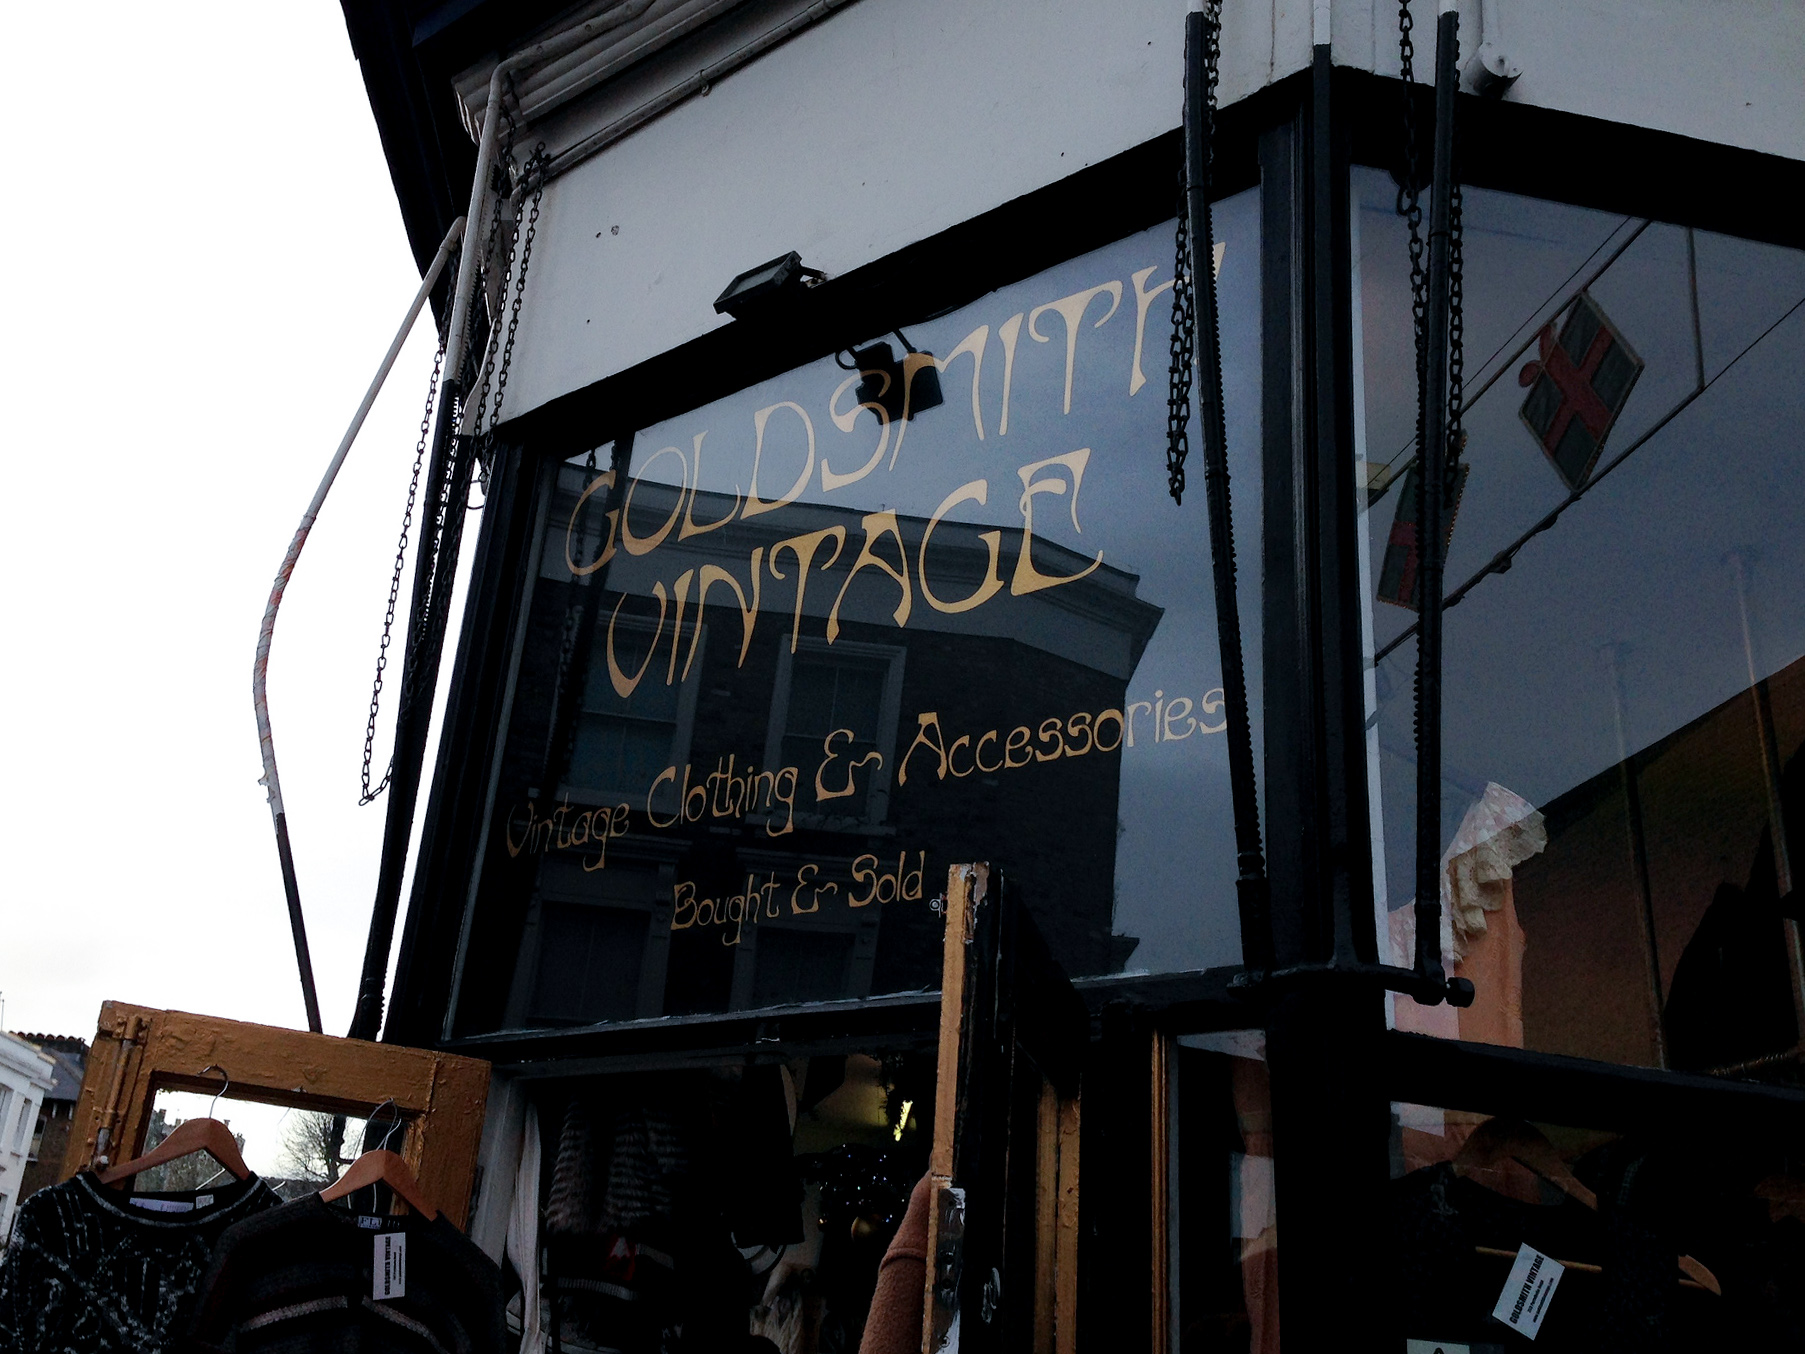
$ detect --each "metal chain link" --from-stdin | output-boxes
[1166,170,1196,504]
[359,335,445,804]
[471,142,548,503]
[1397,0,1429,463]
[1166,0,1222,506]
[467,87,522,442]
[1444,181,1466,493]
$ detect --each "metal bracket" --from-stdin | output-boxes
[1229,961,1475,1008]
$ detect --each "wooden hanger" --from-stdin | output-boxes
[1474,1246,1721,1295]
[1452,1117,1599,1209]
[319,1149,438,1220]
[1456,1118,1721,1296]
[97,1116,251,1185]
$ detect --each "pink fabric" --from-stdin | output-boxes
[858,1174,932,1354]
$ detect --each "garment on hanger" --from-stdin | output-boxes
[179,1195,506,1353]
[545,1095,690,1241]
[0,1170,279,1353]
[1387,1154,1721,1351]
[544,1092,696,1352]
[505,1103,546,1354]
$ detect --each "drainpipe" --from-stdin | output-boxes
[254,217,464,1034]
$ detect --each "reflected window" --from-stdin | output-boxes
[569,620,685,795]
[1355,169,1805,1076]
[454,191,1265,1032]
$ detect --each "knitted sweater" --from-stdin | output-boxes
[0,1171,279,1353]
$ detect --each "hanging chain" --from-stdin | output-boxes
[471,142,548,503]
[1165,0,1222,506]
[1444,181,1466,495]
[359,88,525,798]
[360,333,445,804]
[1166,171,1196,504]
[467,87,522,448]
[1397,0,1429,477]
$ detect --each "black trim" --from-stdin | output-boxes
[1344,68,1805,252]
[1383,1030,1805,1138]
[383,439,545,1045]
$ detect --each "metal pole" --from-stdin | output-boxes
[1184,2,1272,970]
[1412,1,1461,993]
[1602,642,1668,1067]
[252,218,464,1035]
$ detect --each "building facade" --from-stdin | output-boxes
[0,1035,54,1245]
[11,1037,86,1206]
[342,1,1805,1347]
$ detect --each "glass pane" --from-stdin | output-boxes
[1355,169,1805,1076]
[1173,1032,1277,1353]
[1386,1103,1805,1347]
[458,191,1263,1031]
[139,1090,387,1203]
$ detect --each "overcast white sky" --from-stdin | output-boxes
[1,5,449,1040]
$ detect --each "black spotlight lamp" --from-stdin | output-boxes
[849,330,943,424]
[714,251,825,318]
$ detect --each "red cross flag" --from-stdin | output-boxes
[1377,458,1471,612]
[1518,292,1644,490]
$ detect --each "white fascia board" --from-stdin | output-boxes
[484,0,1798,424]
[494,0,1309,421]
[1338,0,1804,162]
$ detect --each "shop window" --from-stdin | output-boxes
[459,191,1264,1034]
[1384,1101,1805,1346]
[1355,170,1805,1077]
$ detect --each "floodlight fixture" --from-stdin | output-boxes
[713,251,825,318]
[848,330,944,424]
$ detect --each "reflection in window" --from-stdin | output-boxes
[1385,1103,1805,1346]
[1355,169,1805,1077]
[570,620,684,794]
[454,191,1265,1033]
[1173,1032,1276,1354]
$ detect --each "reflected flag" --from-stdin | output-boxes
[1377,459,1470,612]
[1518,292,1643,490]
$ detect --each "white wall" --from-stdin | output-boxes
[0,1035,53,1244]
[491,0,1801,422]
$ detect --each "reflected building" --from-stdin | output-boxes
[461,475,1159,1030]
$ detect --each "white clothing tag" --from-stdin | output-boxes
[373,1232,407,1301]
[129,1198,194,1213]
[356,1215,385,1230]
[1492,1243,1563,1339]
[194,1194,215,1210]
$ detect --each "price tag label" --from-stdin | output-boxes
[1491,1243,1562,1339]
[373,1232,407,1301]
